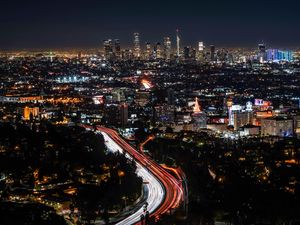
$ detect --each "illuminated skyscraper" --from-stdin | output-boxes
[154,42,162,59]
[163,37,171,60]
[103,39,113,60]
[197,42,205,61]
[258,43,266,62]
[114,39,121,60]
[198,42,205,51]
[145,42,152,60]
[176,29,180,58]
[133,32,141,59]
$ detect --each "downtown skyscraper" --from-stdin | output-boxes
[163,37,172,60]
[133,32,141,59]
[176,29,180,58]
[103,39,113,60]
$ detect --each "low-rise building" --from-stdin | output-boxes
[261,117,293,137]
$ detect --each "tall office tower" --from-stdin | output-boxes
[163,37,172,60]
[114,39,121,60]
[155,42,162,59]
[133,32,141,59]
[258,43,266,63]
[119,103,128,127]
[218,48,228,62]
[210,45,215,62]
[197,42,205,61]
[145,42,152,60]
[103,39,114,60]
[228,104,242,126]
[198,42,205,51]
[176,29,180,58]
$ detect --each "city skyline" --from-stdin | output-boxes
[1,0,300,50]
[1,1,300,225]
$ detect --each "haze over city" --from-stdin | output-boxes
[1,0,300,49]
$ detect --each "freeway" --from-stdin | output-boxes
[100,131,164,225]
[97,127,184,225]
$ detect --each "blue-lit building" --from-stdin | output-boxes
[266,49,293,62]
[55,75,89,83]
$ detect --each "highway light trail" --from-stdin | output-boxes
[98,127,183,225]
[101,131,164,225]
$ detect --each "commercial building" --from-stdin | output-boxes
[163,37,171,60]
[103,39,114,60]
[192,97,207,130]
[133,32,141,59]
[228,102,253,130]
[145,42,152,60]
[261,117,293,136]
[23,106,39,120]
[266,49,293,62]
[114,39,121,60]
[258,43,266,62]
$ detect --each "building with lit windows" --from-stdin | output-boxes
[154,104,175,124]
[261,117,293,137]
[163,37,171,60]
[228,102,253,130]
[103,39,114,60]
[23,106,39,120]
[133,32,141,59]
[197,42,205,61]
[145,42,152,60]
[192,97,207,130]
[266,49,293,62]
[294,115,300,137]
[154,42,162,59]
[258,43,266,62]
[114,39,121,60]
[198,42,204,51]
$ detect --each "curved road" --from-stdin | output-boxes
[97,127,183,225]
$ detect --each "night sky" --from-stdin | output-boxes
[1,0,299,50]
